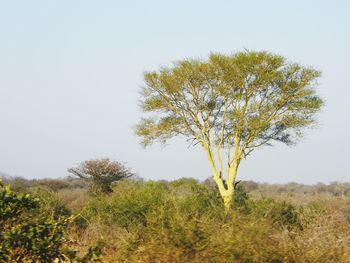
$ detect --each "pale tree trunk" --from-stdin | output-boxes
[224,163,239,210]
[202,144,240,211]
[214,180,235,211]
[222,190,234,210]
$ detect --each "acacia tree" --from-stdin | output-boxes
[136,51,323,210]
[68,158,134,194]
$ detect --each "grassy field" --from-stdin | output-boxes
[2,176,350,262]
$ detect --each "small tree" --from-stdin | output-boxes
[136,51,323,210]
[68,158,134,194]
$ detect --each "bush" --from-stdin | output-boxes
[80,181,167,228]
[250,198,302,230]
[31,187,71,220]
[0,180,103,262]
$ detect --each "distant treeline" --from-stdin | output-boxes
[1,173,349,197]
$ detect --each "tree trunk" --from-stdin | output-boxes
[222,189,234,211]
[201,144,238,211]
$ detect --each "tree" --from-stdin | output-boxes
[68,158,134,194]
[135,51,323,210]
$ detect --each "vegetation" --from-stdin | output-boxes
[136,51,323,209]
[0,180,104,262]
[68,158,134,194]
[1,176,349,262]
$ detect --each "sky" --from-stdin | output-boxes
[0,0,349,184]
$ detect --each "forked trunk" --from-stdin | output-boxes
[202,144,239,211]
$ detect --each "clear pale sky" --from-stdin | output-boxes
[0,1,349,184]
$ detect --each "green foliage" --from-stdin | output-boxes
[137,51,323,148]
[0,180,103,262]
[169,178,221,216]
[1,220,67,262]
[0,184,39,225]
[31,187,71,220]
[0,180,66,261]
[250,198,302,230]
[80,181,168,228]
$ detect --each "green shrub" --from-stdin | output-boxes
[80,181,167,228]
[0,180,103,262]
[244,197,302,230]
[232,184,251,213]
[31,187,71,220]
